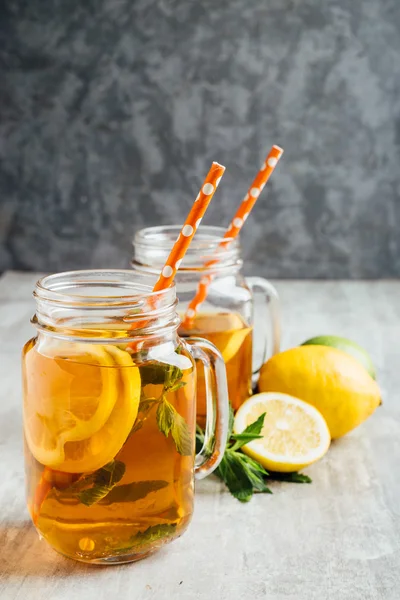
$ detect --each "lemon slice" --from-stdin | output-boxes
[181,313,251,363]
[58,345,141,473]
[234,392,330,472]
[24,343,118,466]
[24,343,141,472]
[219,328,251,363]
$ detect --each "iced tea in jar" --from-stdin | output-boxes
[22,270,228,564]
[132,226,280,424]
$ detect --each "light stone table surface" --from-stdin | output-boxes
[0,271,399,600]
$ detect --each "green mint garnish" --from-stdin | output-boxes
[197,407,312,503]
[135,357,192,456]
[156,399,192,456]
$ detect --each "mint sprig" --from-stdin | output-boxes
[216,409,271,502]
[136,360,192,456]
[197,406,311,503]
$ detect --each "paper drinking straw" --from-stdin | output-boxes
[127,161,226,346]
[153,161,226,291]
[182,145,283,328]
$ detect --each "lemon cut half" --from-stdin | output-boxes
[234,392,331,472]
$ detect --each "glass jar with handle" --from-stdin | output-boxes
[22,270,228,564]
[132,226,280,424]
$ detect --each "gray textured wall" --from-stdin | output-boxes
[1,0,399,278]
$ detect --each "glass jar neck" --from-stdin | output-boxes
[133,226,242,276]
[32,270,179,343]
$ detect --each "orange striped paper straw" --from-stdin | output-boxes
[152,161,226,291]
[182,145,283,328]
[127,161,225,347]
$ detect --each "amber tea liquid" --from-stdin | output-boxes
[179,312,252,422]
[22,329,196,563]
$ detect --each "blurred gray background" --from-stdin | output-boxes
[1,0,399,278]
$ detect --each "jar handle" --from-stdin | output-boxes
[184,337,229,480]
[246,277,281,377]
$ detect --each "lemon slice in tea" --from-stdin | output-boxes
[234,392,330,472]
[24,343,118,464]
[24,343,141,472]
[182,312,251,363]
[59,345,141,472]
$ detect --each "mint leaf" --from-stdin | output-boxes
[134,358,188,451]
[156,399,192,456]
[111,524,177,555]
[214,412,275,502]
[164,364,185,391]
[100,480,169,504]
[231,413,266,450]
[54,461,127,506]
[156,399,175,436]
[238,454,272,494]
[216,451,254,502]
[139,364,167,386]
[170,412,192,456]
[238,412,266,437]
[168,381,186,392]
[137,397,158,412]
[268,472,312,484]
[216,450,273,501]
[130,395,159,434]
[77,461,126,506]
[138,358,185,390]
[230,432,263,448]
[130,523,177,548]
[240,454,269,476]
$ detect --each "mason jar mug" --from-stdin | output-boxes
[132,226,280,424]
[22,270,228,564]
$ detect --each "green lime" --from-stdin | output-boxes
[301,335,376,380]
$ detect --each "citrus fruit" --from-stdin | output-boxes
[234,392,330,472]
[301,335,376,379]
[258,346,381,438]
[181,312,251,363]
[24,342,141,472]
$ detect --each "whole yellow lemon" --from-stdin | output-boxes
[258,346,381,438]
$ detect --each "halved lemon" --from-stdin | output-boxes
[24,343,141,472]
[234,392,330,472]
